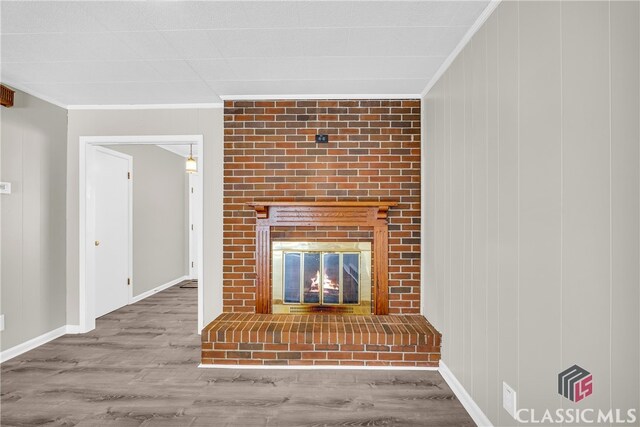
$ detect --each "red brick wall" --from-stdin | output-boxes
[223,99,421,314]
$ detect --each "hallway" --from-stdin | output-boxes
[1,285,473,426]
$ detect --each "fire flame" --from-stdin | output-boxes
[309,270,339,292]
[309,270,320,292]
[323,273,339,291]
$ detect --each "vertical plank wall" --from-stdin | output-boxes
[422,1,640,426]
[0,89,68,352]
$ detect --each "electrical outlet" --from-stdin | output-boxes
[0,314,5,332]
[0,182,11,194]
[315,134,329,143]
[503,382,517,419]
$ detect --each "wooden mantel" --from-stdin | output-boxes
[247,200,398,315]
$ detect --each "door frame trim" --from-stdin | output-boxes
[79,135,204,334]
[90,146,134,312]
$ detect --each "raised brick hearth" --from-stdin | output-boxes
[202,313,441,367]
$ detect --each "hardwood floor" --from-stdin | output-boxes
[1,285,475,426]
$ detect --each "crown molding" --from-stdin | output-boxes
[421,0,502,98]
[67,103,223,110]
[219,94,421,101]
[0,80,225,110]
[0,80,68,109]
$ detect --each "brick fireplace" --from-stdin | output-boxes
[201,99,441,367]
[221,99,422,313]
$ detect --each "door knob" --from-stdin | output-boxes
[95,240,100,246]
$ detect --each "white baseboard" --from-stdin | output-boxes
[0,277,188,364]
[65,325,83,334]
[199,363,439,371]
[0,325,68,363]
[130,275,189,304]
[439,360,494,427]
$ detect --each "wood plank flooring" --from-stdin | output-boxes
[1,285,475,426]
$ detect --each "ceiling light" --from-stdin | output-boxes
[186,144,197,174]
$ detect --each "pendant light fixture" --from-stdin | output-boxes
[186,144,197,174]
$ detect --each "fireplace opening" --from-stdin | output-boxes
[272,241,372,314]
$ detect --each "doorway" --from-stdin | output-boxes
[79,135,204,334]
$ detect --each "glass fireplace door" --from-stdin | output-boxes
[284,252,357,306]
[272,242,372,314]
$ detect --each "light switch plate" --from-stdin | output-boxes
[503,382,517,419]
[0,314,5,332]
[0,182,11,194]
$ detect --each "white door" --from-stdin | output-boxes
[189,173,200,280]
[93,147,132,318]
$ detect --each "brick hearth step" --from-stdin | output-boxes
[201,313,441,367]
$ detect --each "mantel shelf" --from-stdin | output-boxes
[247,201,398,221]
[246,201,398,208]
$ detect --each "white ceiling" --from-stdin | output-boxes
[0,1,490,107]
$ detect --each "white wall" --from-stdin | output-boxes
[423,1,639,425]
[0,88,68,351]
[67,108,224,329]
[110,144,189,297]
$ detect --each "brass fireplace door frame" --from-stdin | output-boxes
[272,241,372,314]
